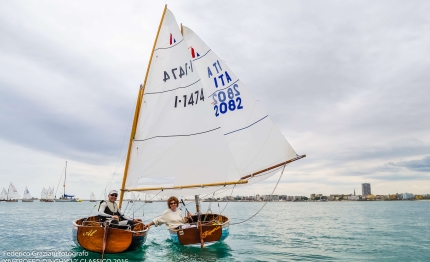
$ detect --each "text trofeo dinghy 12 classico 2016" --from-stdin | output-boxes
[72,5,305,254]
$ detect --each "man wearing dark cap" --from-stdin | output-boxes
[98,189,140,228]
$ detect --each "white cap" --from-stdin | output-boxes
[109,190,118,195]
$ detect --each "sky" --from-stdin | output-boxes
[1,0,429,200]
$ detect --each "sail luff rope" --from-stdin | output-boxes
[230,164,287,226]
[54,166,64,199]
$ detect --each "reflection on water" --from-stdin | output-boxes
[71,238,233,262]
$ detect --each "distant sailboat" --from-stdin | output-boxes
[129,192,136,203]
[55,161,78,202]
[22,186,33,202]
[40,187,53,202]
[90,192,97,202]
[6,182,19,202]
[0,188,7,201]
[144,194,152,203]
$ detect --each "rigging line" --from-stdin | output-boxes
[217,184,236,215]
[145,79,201,95]
[54,165,64,198]
[154,38,184,51]
[127,190,163,217]
[230,164,287,226]
[134,127,221,142]
[95,95,135,204]
[178,184,236,210]
[192,49,211,61]
[224,115,268,136]
[124,192,140,217]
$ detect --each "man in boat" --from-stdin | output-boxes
[145,196,192,230]
[98,190,141,228]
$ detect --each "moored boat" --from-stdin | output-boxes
[55,161,78,202]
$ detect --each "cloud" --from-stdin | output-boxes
[1,1,430,197]
[388,156,430,172]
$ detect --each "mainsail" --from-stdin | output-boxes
[41,187,47,200]
[47,187,54,200]
[90,192,96,201]
[23,186,32,200]
[7,183,20,200]
[0,188,7,200]
[122,9,240,198]
[120,8,303,203]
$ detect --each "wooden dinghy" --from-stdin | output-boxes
[169,214,229,247]
[73,216,148,253]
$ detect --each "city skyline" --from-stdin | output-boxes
[1,1,429,198]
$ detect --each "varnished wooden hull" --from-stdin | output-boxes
[169,213,229,246]
[73,216,148,253]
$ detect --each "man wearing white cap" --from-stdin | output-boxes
[98,189,140,227]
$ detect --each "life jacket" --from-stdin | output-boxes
[98,200,121,216]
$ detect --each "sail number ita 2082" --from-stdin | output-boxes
[213,83,243,117]
[174,88,204,108]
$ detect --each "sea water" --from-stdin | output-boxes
[1,200,429,261]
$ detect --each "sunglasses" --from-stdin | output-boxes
[169,202,177,205]
[110,194,118,197]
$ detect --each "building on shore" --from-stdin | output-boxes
[402,193,414,200]
[362,183,371,196]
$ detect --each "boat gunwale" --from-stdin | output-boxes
[73,216,150,235]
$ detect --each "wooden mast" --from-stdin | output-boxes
[119,5,168,208]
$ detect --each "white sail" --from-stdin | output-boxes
[7,183,20,200]
[23,186,32,200]
[47,187,54,200]
[124,9,240,196]
[182,26,297,182]
[41,187,47,199]
[122,8,302,198]
[0,188,7,200]
[90,192,96,201]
